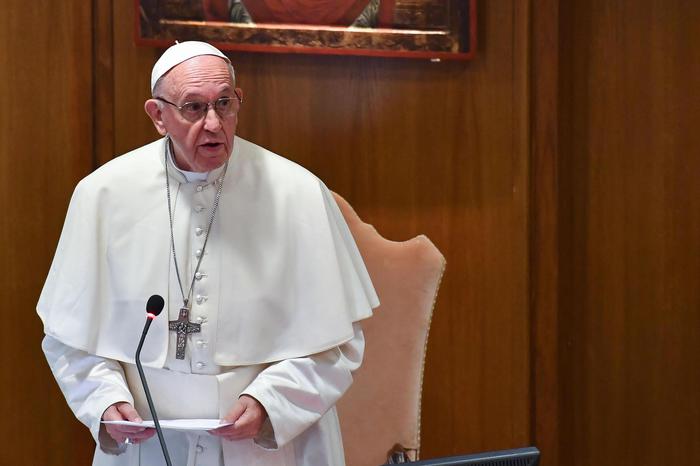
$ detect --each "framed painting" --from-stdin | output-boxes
[135,0,476,61]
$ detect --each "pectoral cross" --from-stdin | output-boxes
[169,306,201,360]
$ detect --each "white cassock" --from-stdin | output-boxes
[38,137,379,466]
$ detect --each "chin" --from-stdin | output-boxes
[206,157,230,172]
[195,151,229,172]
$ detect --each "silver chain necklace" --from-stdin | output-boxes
[164,137,227,358]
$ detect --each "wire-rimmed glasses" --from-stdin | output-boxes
[155,90,243,122]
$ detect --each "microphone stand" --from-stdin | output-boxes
[135,315,173,466]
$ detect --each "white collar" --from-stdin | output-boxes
[166,143,210,183]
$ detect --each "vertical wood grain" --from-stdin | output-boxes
[94,0,115,167]
[559,1,700,464]
[529,0,560,465]
[0,1,95,464]
[112,0,161,155]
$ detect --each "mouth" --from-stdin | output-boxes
[199,142,224,151]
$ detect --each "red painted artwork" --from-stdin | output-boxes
[136,0,476,61]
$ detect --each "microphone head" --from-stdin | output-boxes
[146,295,165,316]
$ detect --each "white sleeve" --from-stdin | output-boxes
[241,322,365,449]
[42,335,134,454]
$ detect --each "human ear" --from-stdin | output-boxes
[144,99,168,136]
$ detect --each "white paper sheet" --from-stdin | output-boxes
[101,419,232,432]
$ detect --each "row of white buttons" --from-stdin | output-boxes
[194,281,208,370]
[192,203,208,374]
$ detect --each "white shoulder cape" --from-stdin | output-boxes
[37,137,378,367]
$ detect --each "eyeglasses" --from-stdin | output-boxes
[155,90,243,122]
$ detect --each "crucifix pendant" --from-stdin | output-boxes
[168,305,201,360]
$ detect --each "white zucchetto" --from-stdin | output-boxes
[150,41,230,92]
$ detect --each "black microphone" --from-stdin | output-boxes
[135,294,172,466]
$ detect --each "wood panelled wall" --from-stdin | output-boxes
[1,1,698,465]
[0,1,95,465]
[556,1,700,464]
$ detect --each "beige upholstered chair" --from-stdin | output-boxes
[333,193,446,466]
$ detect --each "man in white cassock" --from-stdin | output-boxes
[38,41,378,466]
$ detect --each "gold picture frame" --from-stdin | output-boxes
[135,0,476,61]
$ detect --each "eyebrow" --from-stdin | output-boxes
[180,85,233,102]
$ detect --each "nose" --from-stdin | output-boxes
[202,105,222,132]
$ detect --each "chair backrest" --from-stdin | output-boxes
[333,193,446,466]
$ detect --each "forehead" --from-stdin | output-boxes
[165,55,233,98]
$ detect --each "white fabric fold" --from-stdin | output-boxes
[41,335,133,453]
[37,136,379,368]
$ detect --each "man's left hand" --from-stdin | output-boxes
[210,395,268,441]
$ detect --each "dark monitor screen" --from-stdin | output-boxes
[383,447,539,466]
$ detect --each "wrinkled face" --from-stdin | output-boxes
[145,55,240,172]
